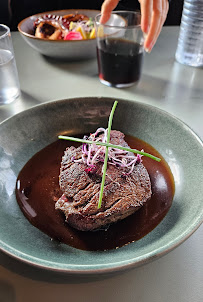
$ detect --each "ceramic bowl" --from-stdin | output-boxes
[0,97,203,274]
[18,9,100,60]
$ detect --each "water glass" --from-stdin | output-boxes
[0,24,20,105]
[95,11,144,88]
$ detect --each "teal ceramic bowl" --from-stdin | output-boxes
[0,97,203,274]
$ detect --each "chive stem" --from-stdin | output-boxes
[97,101,118,209]
[58,136,161,162]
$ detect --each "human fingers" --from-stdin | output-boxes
[143,0,162,51]
[144,0,169,52]
[100,0,119,24]
[139,0,153,34]
[154,0,169,45]
[146,0,169,50]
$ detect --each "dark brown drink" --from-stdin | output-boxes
[97,38,143,87]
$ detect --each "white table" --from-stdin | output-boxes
[0,27,202,302]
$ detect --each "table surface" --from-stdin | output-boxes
[0,27,203,302]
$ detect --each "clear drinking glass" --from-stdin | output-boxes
[95,11,144,88]
[0,24,20,105]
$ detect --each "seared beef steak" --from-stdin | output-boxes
[55,131,152,231]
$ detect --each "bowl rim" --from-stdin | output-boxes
[0,97,203,274]
[17,9,100,42]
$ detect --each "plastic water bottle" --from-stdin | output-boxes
[175,0,203,67]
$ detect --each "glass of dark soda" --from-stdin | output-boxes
[95,11,144,88]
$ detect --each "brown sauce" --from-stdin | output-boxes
[16,135,175,251]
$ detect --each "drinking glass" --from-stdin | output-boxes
[95,11,144,88]
[0,24,20,105]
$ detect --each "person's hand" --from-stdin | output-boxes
[100,0,169,52]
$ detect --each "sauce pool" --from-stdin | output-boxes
[16,135,175,251]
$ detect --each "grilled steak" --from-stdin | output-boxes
[55,131,152,231]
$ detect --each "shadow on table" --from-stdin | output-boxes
[0,279,16,302]
[0,250,121,284]
[131,74,169,101]
[0,91,41,123]
[41,56,203,104]
[126,62,203,103]
[20,91,42,106]
[42,55,98,77]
